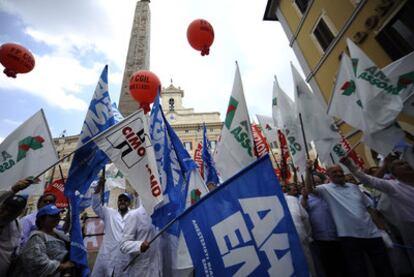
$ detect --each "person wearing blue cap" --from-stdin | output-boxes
[91,177,138,277]
[0,178,32,276]
[10,203,75,276]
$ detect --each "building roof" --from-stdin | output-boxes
[263,0,279,21]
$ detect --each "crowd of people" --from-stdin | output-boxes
[0,151,413,276]
[283,153,414,277]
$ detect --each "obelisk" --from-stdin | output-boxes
[118,0,151,116]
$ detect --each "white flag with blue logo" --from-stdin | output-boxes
[179,155,309,276]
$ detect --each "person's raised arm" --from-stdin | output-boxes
[92,177,106,219]
[341,157,395,194]
[0,178,36,205]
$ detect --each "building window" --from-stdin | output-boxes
[169,98,175,111]
[210,140,217,148]
[376,1,414,61]
[293,0,309,14]
[312,17,335,52]
[184,142,192,151]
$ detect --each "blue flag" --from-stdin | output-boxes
[149,93,196,234]
[111,102,124,123]
[65,65,116,196]
[65,65,116,276]
[202,124,219,186]
[68,194,89,277]
[178,155,309,276]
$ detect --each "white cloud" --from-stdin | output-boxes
[0,136,3,143]
[3,119,22,126]
[0,52,102,110]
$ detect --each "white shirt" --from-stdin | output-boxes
[315,183,381,238]
[284,195,312,244]
[354,171,414,223]
[120,205,161,277]
[91,194,135,277]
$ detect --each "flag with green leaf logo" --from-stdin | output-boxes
[347,38,404,133]
[0,109,58,190]
[214,63,255,181]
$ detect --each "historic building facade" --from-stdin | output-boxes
[264,0,414,164]
[160,82,222,157]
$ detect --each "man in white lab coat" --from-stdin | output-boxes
[120,198,161,277]
[91,178,136,277]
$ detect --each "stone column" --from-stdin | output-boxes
[118,0,151,117]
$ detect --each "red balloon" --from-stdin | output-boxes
[187,19,214,56]
[129,70,161,113]
[0,43,35,78]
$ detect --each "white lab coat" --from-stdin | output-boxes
[120,205,162,277]
[91,194,135,277]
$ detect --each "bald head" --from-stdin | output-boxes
[326,164,345,185]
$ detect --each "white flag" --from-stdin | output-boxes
[362,124,405,156]
[214,63,255,181]
[328,53,366,130]
[272,76,282,129]
[276,79,306,175]
[329,53,405,156]
[0,109,58,191]
[347,38,404,133]
[292,64,340,141]
[256,114,278,148]
[382,51,414,117]
[94,110,162,215]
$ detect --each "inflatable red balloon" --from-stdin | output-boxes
[0,43,35,78]
[187,19,214,56]
[129,70,161,113]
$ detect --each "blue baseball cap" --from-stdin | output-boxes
[36,204,63,219]
[118,192,132,201]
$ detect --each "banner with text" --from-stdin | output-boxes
[179,155,309,277]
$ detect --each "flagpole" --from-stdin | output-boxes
[298,112,310,159]
[298,112,317,185]
[32,109,143,180]
[329,152,335,164]
[101,167,106,204]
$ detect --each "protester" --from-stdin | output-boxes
[305,164,395,277]
[302,160,345,277]
[120,198,161,277]
[91,177,137,277]
[0,178,32,276]
[284,182,316,276]
[19,192,57,246]
[342,156,414,270]
[11,204,74,276]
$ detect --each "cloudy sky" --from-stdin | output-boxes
[0,0,300,141]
